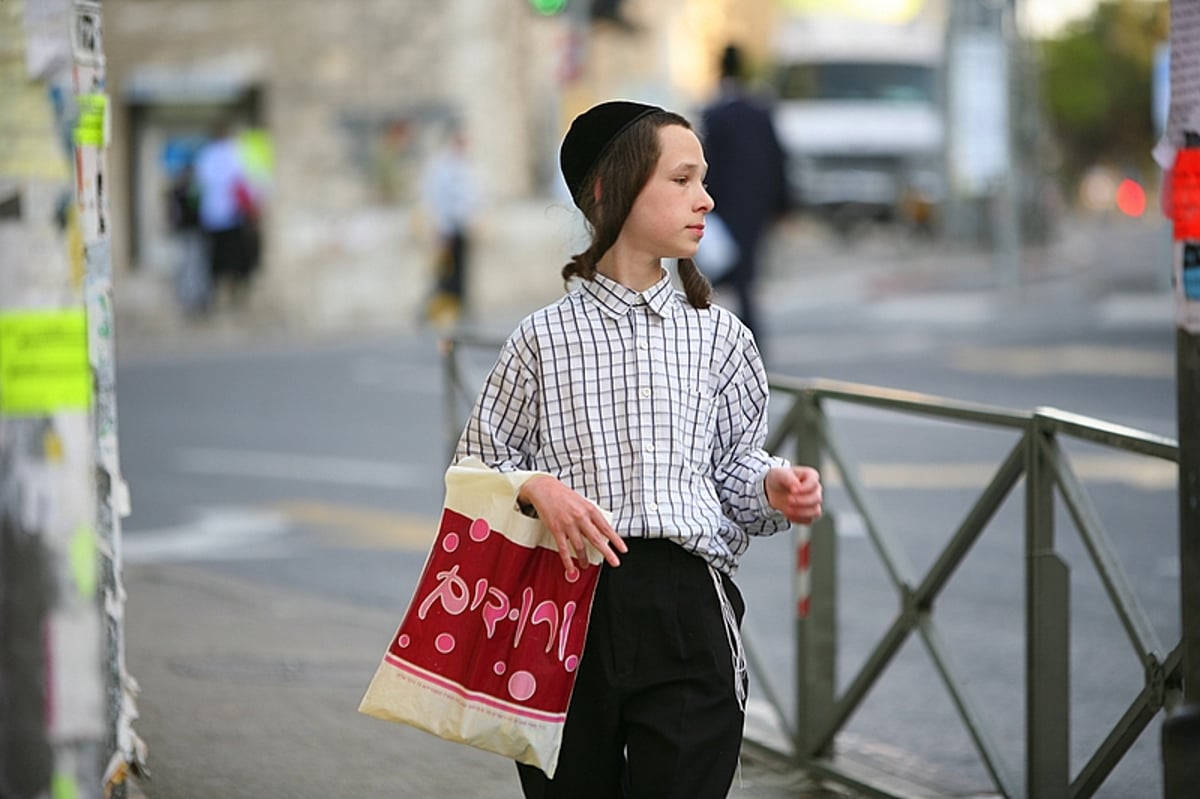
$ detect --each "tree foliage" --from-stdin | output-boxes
[1039,0,1168,189]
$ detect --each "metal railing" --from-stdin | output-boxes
[768,375,1181,799]
[440,335,1185,799]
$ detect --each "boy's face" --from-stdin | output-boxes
[622,125,713,262]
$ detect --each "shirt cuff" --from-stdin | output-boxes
[756,457,791,518]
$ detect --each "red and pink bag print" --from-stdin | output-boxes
[358,458,606,777]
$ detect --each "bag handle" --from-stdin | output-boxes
[445,458,608,566]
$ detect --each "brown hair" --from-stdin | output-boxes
[562,111,712,310]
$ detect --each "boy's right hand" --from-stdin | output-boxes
[519,475,627,574]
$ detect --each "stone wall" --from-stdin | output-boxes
[103,0,565,333]
[102,0,776,338]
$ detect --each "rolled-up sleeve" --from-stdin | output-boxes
[711,327,790,536]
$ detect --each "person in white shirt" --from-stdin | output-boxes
[193,122,257,310]
[421,124,481,324]
[455,100,823,798]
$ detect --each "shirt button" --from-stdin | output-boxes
[648,502,659,511]
[640,387,652,398]
[638,340,649,350]
[644,442,655,453]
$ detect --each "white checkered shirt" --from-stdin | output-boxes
[454,270,790,575]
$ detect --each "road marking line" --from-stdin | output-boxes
[951,345,1173,378]
[275,500,436,550]
[1096,294,1174,328]
[175,448,425,488]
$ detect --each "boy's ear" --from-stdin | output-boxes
[592,178,602,204]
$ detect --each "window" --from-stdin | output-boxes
[775,62,935,103]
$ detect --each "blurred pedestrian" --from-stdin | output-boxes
[165,161,207,315]
[700,44,790,344]
[420,123,481,326]
[455,99,822,798]
[193,120,259,311]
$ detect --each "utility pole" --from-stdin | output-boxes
[945,0,1020,285]
[0,2,136,797]
[1162,2,1200,796]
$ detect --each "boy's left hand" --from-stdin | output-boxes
[765,466,823,525]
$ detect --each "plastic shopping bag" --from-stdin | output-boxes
[693,212,740,282]
[358,458,606,777]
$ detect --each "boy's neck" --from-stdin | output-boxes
[597,251,664,293]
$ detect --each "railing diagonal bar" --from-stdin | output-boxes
[914,438,1026,606]
[1069,683,1160,799]
[1070,644,1182,798]
[820,610,917,753]
[1042,436,1167,662]
[818,416,917,593]
[918,615,1020,799]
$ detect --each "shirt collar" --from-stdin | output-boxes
[582,270,677,320]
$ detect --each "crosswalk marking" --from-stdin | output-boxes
[176,448,427,488]
[124,507,291,563]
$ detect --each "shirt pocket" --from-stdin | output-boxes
[671,375,717,474]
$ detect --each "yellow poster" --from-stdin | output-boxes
[0,310,92,416]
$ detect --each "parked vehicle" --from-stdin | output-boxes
[771,5,946,236]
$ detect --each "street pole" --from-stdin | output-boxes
[0,2,135,797]
[1162,3,1200,795]
[1165,131,1200,797]
[72,3,141,795]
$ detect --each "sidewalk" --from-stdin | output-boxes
[122,562,855,799]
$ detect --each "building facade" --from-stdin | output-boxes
[102,0,777,333]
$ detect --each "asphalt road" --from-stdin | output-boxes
[115,214,1179,798]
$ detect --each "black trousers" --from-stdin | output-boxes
[517,539,746,799]
[435,230,468,302]
[206,226,253,285]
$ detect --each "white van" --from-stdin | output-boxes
[771,12,946,236]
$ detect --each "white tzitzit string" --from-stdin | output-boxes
[708,565,747,713]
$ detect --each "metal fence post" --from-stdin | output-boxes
[1163,702,1200,798]
[440,336,462,463]
[1026,417,1070,798]
[1167,271,1200,798]
[793,391,836,759]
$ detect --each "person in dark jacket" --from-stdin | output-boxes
[700,44,790,345]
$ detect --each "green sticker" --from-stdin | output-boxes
[73,93,107,147]
[70,525,98,598]
[51,773,79,799]
[0,310,92,416]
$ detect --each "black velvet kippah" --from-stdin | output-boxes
[560,100,663,206]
